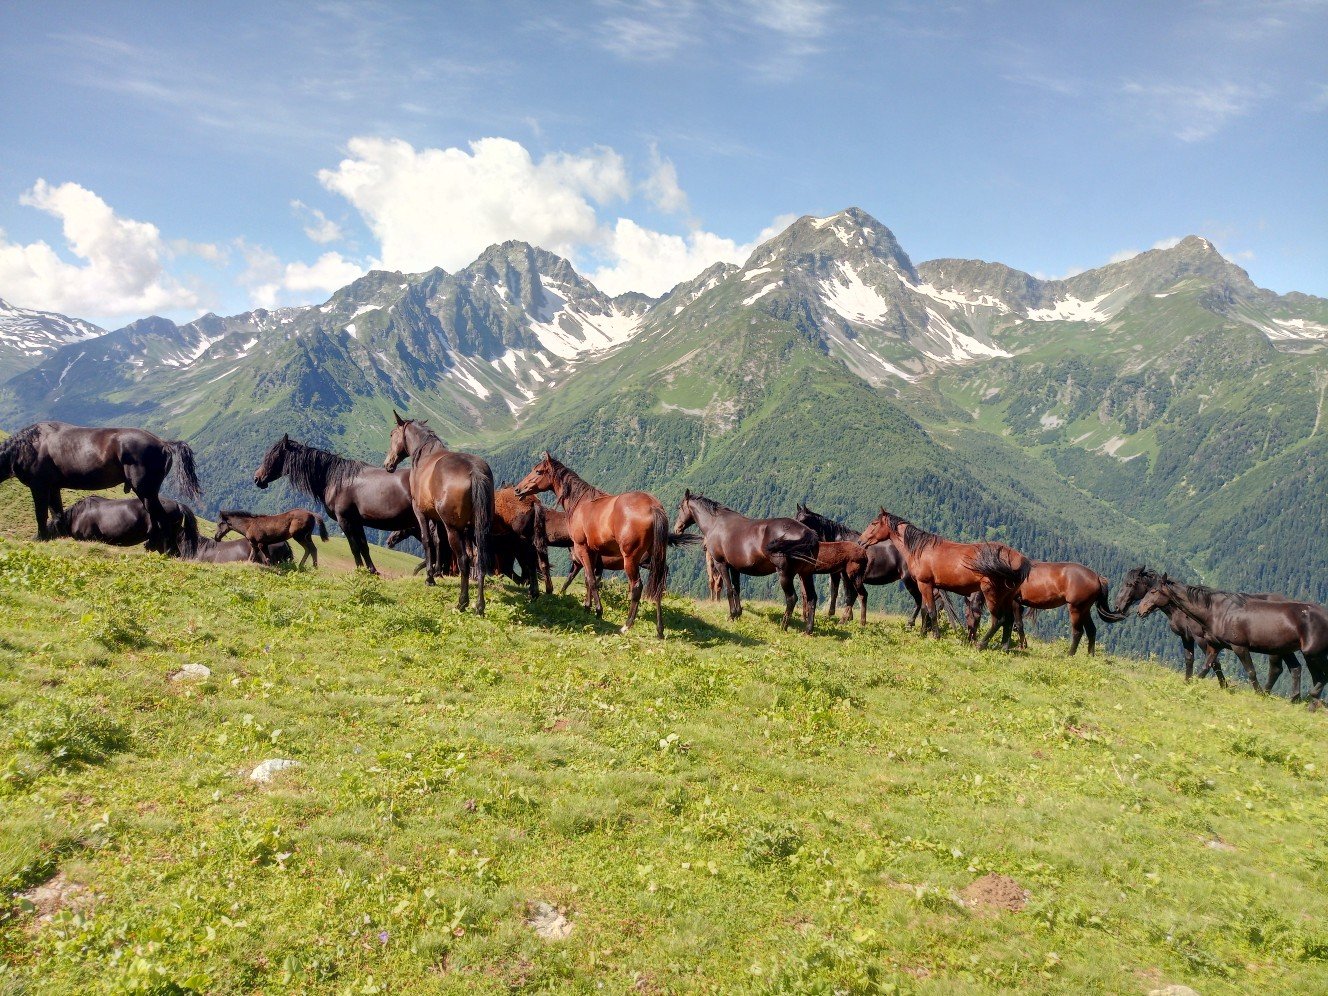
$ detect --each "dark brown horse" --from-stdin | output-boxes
[514,453,672,637]
[1138,576,1328,701]
[671,490,820,633]
[858,509,1031,651]
[383,412,494,614]
[184,535,294,565]
[0,421,201,552]
[795,503,922,625]
[963,561,1126,655]
[215,509,328,567]
[489,485,550,600]
[254,435,418,575]
[53,494,198,557]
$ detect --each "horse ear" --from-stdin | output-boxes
[420,419,429,427]
[880,506,887,516]
[684,488,692,499]
[281,433,289,443]
[393,410,405,426]
[543,450,553,462]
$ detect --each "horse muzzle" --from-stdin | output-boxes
[253,474,269,490]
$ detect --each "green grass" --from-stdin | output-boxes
[2,534,1327,994]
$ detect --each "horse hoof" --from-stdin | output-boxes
[425,577,436,587]
[619,624,630,634]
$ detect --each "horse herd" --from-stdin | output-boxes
[2,416,1326,703]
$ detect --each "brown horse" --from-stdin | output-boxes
[0,420,201,552]
[514,452,671,637]
[383,412,494,615]
[671,490,820,633]
[795,503,923,625]
[215,509,328,567]
[490,485,549,600]
[705,544,725,601]
[962,561,1126,655]
[807,540,869,628]
[858,509,1031,651]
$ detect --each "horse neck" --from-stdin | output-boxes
[406,426,444,463]
[686,500,729,534]
[1162,585,1212,626]
[553,466,605,512]
[287,442,358,499]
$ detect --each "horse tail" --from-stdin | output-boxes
[166,440,203,501]
[1094,576,1128,622]
[177,509,201,559]
[49,505,72,538]
[967,544,1030,592]
[315,513,329,541]
[645,505,670,601]
[530,502,552,593]
[668,532,703,547]
[765,533,820,565]
[471,469,493,581]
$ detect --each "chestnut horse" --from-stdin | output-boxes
[383,412,494,615]
[215,509,327,567]
[858,509,1031,651]
[671,490,820,633]
[514,452,671,637]
[962,561,1125,655]
[0,420,201,552]
[795,503,922,625]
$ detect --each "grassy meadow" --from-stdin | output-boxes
[1,509,1327,993]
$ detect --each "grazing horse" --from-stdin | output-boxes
[514,452,672,637]
[53,495,199,557]
[964,561,1125,655]
[253,434,419,575]
[857,509,1031,651]
[1137,577,1328,701]
[383,412,494,615]
[795,503,922,625]
[0,421,201,552]
[671,490,820,633]
[215,509,328,567]
[183,534,293,565]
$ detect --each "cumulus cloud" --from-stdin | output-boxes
[291,200,344,244]
[641,144,689,214]
[0,180,201,319]
[238,240,364,309]
[317,136,630,272]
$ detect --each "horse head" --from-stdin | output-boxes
[514,451,557,500]
[213,514,234,542]
[1113,565,1156,614]
[858,507,897,548]
[254,433,291,489]
[1136,575,1173,618]
[384,412,414,471]
[673,489,698,534]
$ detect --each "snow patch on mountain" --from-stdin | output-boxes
[820,263,890,325]
[743,282,782,307]
[920,308,1011,363]
[1024,289,1117,323]
[910,280,1012,314]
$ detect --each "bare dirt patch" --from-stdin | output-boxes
[959,873,1029,913]
[17,873,92,927]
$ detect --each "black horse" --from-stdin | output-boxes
[1137,575,1328,701]
[795,503,922,625]
[253,434,418,575]
[0,421,201,552]
[182,534,294,565]
[52,495,198,557]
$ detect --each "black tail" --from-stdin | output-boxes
[174,506,200,557]
[1094,578,1128,622]
[315,513,329,541]
[668,531,703,547]
[645,506,669,601]
[966,544,1031,590]
[471,471,494,581]
[530,502,552,593]
[166,440,203,501]
[765,533,820,565]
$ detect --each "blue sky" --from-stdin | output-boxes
[0,0,1324,326]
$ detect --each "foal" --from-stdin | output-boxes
[215,509,328,567]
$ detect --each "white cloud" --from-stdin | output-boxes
[641,144,689,214]
[0,180,201,320]
[1107,237,1184,265]
[291,200,344,244]
[592,212,796,296]
[284,252,365,294]
[237,240,364,309]
[1120,79,1270,142]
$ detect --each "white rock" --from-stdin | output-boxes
[250,759,301,783]
[171,663,211,682]
[526,901,572,940]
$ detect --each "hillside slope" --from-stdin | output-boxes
[2,536,1327,994]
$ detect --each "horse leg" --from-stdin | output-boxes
[297,532,316,569]
[347,515,377,575]
[801,571,817,635]
[621,554,644,634]
[1264,654,1286,696]
[249,539,270,565]
[30,486,50,540]
[905,575,923,628]
[473,529,486,617]
[1067,604,1085,656]
[1083,611,1098,656]
[726,565,742,620]
[1233,646,1261,690]
[1015,603,1028,650]
[918,583,938,637]
[1288,654,1304,702]
[448,525,470,612]
[827,572,839,618]
[574,544,600,617]
[778,570,796,632]
[560,558,581,597]
[976,588,1005,651]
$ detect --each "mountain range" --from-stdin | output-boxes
[4,208,1327,655]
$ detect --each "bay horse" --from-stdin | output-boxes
[514,452,672,637]
[253,434,419,575]
[857,509,1031,651]
[671,490,820,633]
[488,485,549,601]
[53,494,199,557]
[383,412,494,615]
[183,535,294,565]
[795,503,922,625]
[1137,576,1328,701]
[0,421,201,552]
[963,561,1125,655]
[215,509,328,568]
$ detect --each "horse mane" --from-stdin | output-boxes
[0,423,40,476]
[219,509,257,521]
[1182,581,1248,608]
[548,457,607,511]
[799,506,857,542]
[886,512,942,554]
[687,492,730,517]
[407,422,447,463]
[278,439,365,498]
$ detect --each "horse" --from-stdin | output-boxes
[962,561,1126,655]
[215,509,328,568]
[383,412,494,614]
[0,421,201,552]
[183,534,293,565]
[514,452,672,637]
[795,503,922,625]
[807,540,870,628]
[1137,576,1328,701]
[489,485,549,601]
[705,545,726,601]
[857,509,1032,651]
[671,490,820,633]
[52,494,199,557]
[253,434,419,575]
